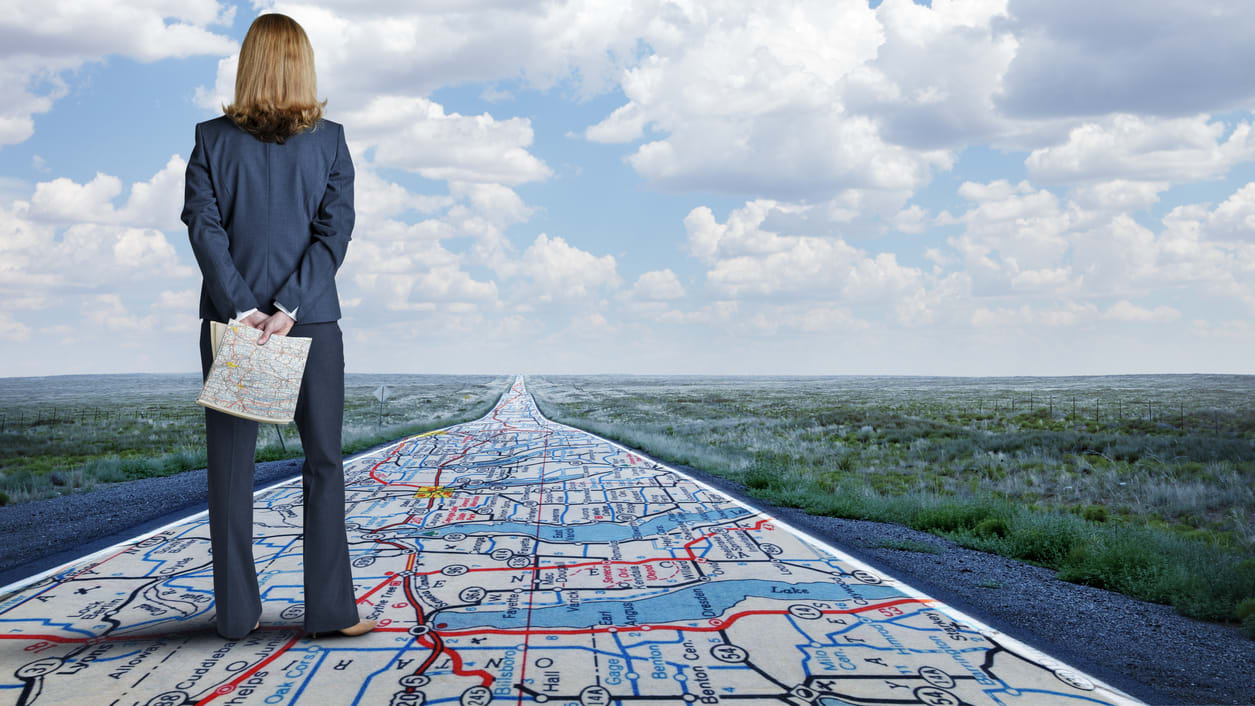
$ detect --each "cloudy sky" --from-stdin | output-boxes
[2,0,1254,377]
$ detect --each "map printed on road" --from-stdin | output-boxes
[0,376,1142,705]
[196,319,311,424]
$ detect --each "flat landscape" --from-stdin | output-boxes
[0,378,1149,705]
[0,373,511,505]
[527,374,1255,637]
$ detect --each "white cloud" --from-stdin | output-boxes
[354,166,454,222]
[196,1,650,112]
[341,96,551,185]
[947,180,1072,294]
[941,177,1255,314]
[1026,114,1255,183]
[518,233,619,303]
[1068,179,1169,215]
[889,204,929,234]
[0,1,236,146]
[584,1,953,200]
[0,162,200,328]
[625,269,685,301]
[27,154,187,230]
[346,238,498,313]
[1203,182,1255,242]
[683,199,946,326]
[1,216,194,297]
[844,0,1021,149]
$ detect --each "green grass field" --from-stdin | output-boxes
[526,374,1255,637]
[0,373,511,505]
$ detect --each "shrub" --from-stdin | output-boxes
[1081,504,1109,523]
[1233,587,1255,638]
[911,499,1009,534]
[1236,597,1255,622]
[742,468,774,490]
[1003,510,1091,565]
[975,517,1010,538]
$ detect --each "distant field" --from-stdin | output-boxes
[527,374,1255,635]
[0,373,511,505]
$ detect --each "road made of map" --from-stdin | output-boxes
[0,376,1142,705]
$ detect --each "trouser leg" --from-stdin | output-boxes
[290,320,359,633]
[199,319,262,640]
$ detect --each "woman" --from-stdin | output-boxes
[181,12,376,641]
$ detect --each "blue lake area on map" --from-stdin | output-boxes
[417,507,755,543]
[438,579,909,630]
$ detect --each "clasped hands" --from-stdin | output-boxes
[241,310,294,345]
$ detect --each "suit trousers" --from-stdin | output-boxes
[199,319,361,639]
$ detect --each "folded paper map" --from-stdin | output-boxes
[197,318,311,424]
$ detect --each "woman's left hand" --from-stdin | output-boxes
[257,311,295,345]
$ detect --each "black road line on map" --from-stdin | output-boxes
[805,672,985,685]
[14,675,38,706]
[715,628,793,693]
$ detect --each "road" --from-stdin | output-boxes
[0,376,1140,705]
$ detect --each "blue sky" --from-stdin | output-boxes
[2,0,1254,376]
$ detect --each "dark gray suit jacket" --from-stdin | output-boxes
[181,115,354,324]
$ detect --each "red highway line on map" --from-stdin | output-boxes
[196,632,305,705]
[356,574,399,606]
[366,437,412,488]
[0,633,90,645]
[366,423,497,494]
[491,391,525,432]
[408,592,496,687]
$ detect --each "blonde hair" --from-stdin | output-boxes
[223,13,327,143]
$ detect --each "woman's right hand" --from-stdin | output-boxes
[242,311,269,330]
[256,311,295,345]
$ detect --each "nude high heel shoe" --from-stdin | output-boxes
[308,618,377,639]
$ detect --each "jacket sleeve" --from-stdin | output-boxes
[273,122,354,314]
[181,122,258,317]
